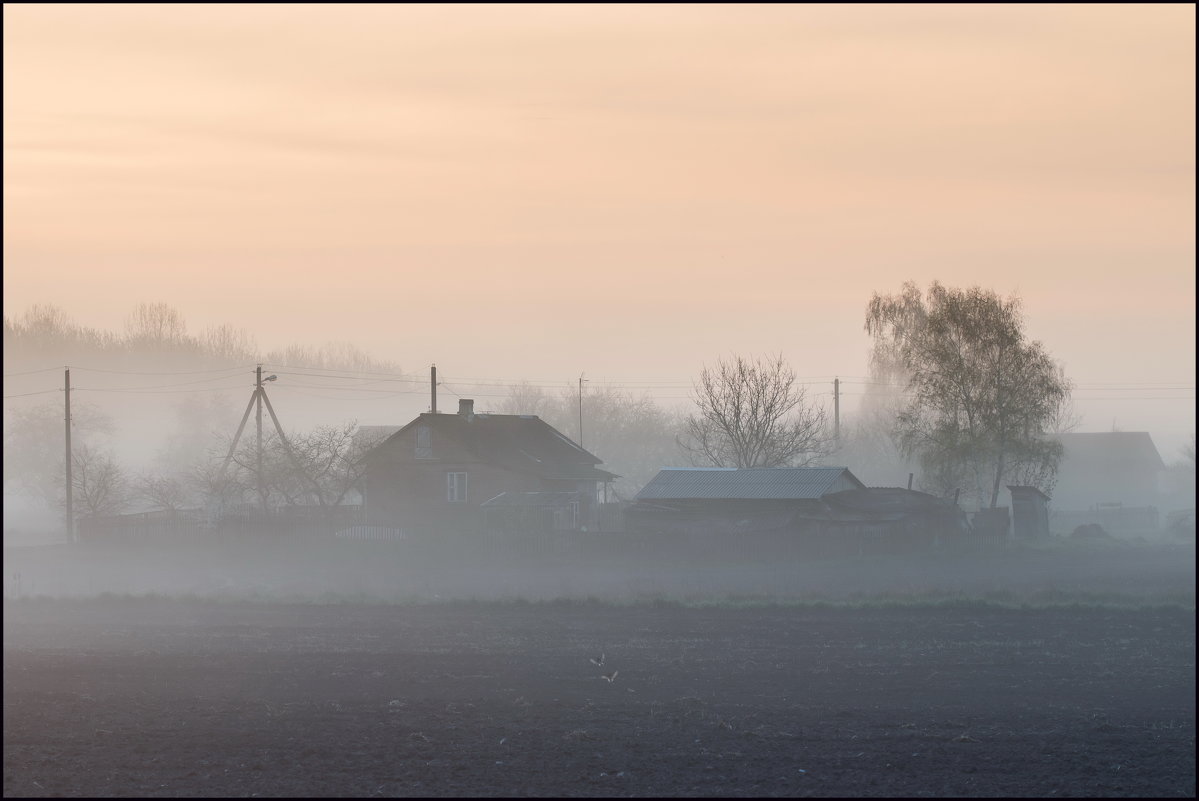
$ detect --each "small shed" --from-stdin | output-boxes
[819,487,968,548]
[1007,485,1051,539]
[626,467,865,536]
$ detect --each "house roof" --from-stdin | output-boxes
[635,467,864,500]
[355,425,403,449]
[1006,485,1051,501]
[1051,432,1165,472]
[369,412,618,482]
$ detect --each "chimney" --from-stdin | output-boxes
[458,398,475,418]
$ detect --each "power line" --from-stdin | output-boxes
[6,362,1196,402]
[2,366,66,377]
[273,387,417,401]
[70,375,252,392]
[2,389,61,399]
[73,385,244,395]
[260,363,408,378]
[268,369,423,383]
[64,365,255,376]
[271,382,420,394]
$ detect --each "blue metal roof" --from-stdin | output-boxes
[635,467,864,500]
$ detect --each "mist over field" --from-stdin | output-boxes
[4,535,1194,610]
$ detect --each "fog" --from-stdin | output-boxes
[4,534,1194,610]
[6,5,1194,546]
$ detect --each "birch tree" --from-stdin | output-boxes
[865,281,1071,508]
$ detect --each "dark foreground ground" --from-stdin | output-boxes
[4,597,1194,797]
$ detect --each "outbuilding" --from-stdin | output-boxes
[1007,485,1051,539]
[625,467,865,536]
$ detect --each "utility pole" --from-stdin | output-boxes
[833,377,840,447]
[64,368,73,544]
[431,364,437,414]
[218,367,282,519]
[578,373,586,449]
[256,365,265,514]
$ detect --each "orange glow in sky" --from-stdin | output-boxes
[4,4,1194,447]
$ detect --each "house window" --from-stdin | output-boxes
[446,472,467,502]
[569,500,580,530]
[416,425,432,459]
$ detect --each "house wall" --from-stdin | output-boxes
[365,459,548,535]
[1053,466,1162,511]
[362,421,600,535]
[827,472,865,494]
[1051,435,1165,511]
[1009,491,1050,539]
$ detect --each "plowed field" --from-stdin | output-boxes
[4,598,1194,797]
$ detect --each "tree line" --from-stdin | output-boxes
[13,283,1175,534]
[3,301,399,372]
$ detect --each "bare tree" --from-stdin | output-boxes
[557,385,687,499]
[4,305,116,356]
[681,354,832,468]
[263,341,401,372]
[497,381,555,417]
[135,473,194,512]
[124,301,188,344]
[217,421,386,514]
[865,281,1072,508]
[72,443,129,518]
[13,304,77,339]
[288,421,385,509]
[199,324,259,363]
[4,401,114,511]
[224,430,304,510]
[191,453,248,516]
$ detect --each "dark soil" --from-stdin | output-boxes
[4,598,1194,797]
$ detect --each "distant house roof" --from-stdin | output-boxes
[635,467,865,500]
[367,411,618,482]
[1051,432,1166,472]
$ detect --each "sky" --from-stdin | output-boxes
[4,4,1195,454]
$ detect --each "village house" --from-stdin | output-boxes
[359,399,617,537]
[1048,431,1168,535]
